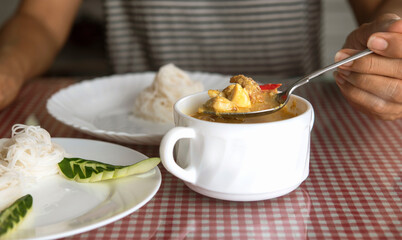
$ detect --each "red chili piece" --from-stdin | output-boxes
[259,83,282,91]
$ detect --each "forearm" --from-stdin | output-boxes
[375,0,402,19]
[0,14,60,81]
[348,0,402,25]
[0,0,81,82]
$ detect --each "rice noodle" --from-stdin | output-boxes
[0,124,65,197]
[133,63,204,123]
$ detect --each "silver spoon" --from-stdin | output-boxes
[209,48,373,118]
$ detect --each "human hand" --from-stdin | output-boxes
[334,14,402,120]
[0,72,23,111]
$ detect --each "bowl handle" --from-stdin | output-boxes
[160,127,197,184]
[310,109,315,131]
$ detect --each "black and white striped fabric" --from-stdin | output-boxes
[104,0,321,79]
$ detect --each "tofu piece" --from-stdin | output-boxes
[228,84,251,108]
[222,84,235,97]
[230,74,263,103]
[208,90,221,98]
[208,89,228,98]
[204,96,237,113]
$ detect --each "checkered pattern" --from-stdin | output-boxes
[0,79,400,239]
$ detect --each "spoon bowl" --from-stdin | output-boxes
[209,49,373,118]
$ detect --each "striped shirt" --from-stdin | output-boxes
[103,0,321,79]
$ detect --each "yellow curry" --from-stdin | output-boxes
[192,74,297,123]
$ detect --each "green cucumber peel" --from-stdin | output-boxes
[0,194,33,237]
[58,157,160,183]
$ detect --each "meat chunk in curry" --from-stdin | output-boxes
[198,74,279,114]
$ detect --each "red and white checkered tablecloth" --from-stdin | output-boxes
[0,78,400,239]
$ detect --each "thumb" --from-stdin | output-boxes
[367,19,402,58]
[343,13,401,49]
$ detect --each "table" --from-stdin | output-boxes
[0,78,400,239]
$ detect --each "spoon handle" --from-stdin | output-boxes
[308,48,373,80]
[286,48,373,96]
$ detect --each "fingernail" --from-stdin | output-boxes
[335,52,353,66]
[337,68,351,76]
[368,36,388,51]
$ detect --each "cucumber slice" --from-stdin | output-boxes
[58,157,160,183]
[0,194,33,237]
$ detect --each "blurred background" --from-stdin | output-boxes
[0,0,357,78]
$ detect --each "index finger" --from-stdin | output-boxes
[335,49,402,79]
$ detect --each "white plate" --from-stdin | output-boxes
[7,138,162,240]
[47,72,229,145]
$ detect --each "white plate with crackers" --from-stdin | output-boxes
[47,71,229,145]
